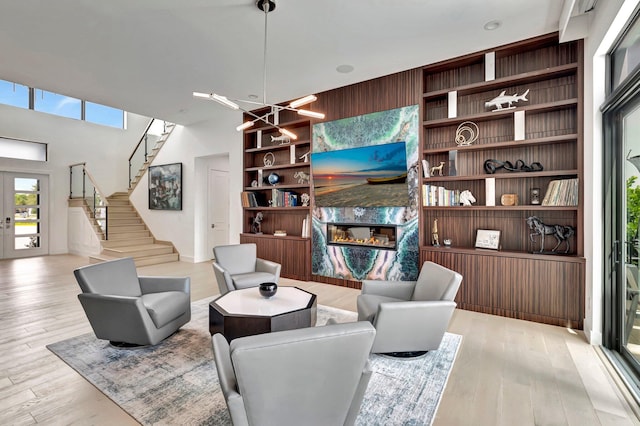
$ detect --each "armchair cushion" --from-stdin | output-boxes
[213,244,258,275]
[212,244,282,295]
[357,294,403,322]
[232,272,278,289]
[411,261,462,301]
[141,291,190,328]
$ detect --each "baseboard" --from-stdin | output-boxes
[583,317,603,345]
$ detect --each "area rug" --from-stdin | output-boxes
[47,299,461,425]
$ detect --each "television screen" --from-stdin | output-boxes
[311,141,409,207]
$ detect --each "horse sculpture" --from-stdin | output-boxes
[460,190,476,206]
[293,170,310,184]
[526,216,575,253]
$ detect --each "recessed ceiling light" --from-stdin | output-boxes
[336,64,354,74]
[484,20,501,31]
[248,94,259,100]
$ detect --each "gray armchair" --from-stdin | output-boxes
[357,261,462,354]
[212,321,376,426]
[74,257,191,347]
[212,243,281,295]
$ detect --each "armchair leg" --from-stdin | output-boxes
[109,341,150,349]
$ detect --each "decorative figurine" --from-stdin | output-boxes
[526,216,575,254]
[460,190,476,206]
[263,152,275,167]
[293,170,310,184]
[432,218,440,247]
[485,89,529,111]
[455,121,479,146]
[430,161,445,176]
[530,188,541,205]
[301,193,310,207]
[299,151,310,163]
[270,134,291,145]
[251,212,264,234]
[443,238,452,247]
[266,172,280,185]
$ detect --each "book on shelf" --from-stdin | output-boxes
[541,178,579,206]
[241,191,267,207]
[271,188,298,207]
[422,184,460,206]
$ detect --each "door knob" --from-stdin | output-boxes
[211,224,215,229]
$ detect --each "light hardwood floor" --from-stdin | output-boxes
[0,254,638,425]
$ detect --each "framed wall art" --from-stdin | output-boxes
[474,229,501,250]
[149,163,182,210]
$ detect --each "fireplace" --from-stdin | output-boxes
[326,223,397,250]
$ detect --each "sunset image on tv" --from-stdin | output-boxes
[311,141,409,207]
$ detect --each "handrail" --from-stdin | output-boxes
[69,163,110,240]
[128,118,173,189]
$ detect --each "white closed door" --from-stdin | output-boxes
[0,172,48,259]
[208,169,229,258]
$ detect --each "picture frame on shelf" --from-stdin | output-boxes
[149,163,182,211]
[475,229,501,250]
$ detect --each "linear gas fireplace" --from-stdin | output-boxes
[326,223,397,250]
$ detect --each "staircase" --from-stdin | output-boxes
[89,192,179,266]
[128,121,175,193]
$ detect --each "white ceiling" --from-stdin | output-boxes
[0,0,587,125]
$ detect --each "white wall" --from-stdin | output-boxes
[129,108,243,263]
[0,105,150,254]
[576,0,637,344]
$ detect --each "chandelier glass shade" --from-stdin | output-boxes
[193,0,324,139]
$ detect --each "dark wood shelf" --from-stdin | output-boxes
[244,184,310,191]
[245,140,311,153]
[423,63,578,100]
[244,163,311,172]
[422,98,578,128]
[422,134,578,154]
[421,205,578,211]
[245,206,310,211]
[420,245,585,263]
[422,169,578,182]
[240,232,310,241]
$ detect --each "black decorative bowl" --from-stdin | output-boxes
[259,282,278,298]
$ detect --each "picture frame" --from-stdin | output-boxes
[475,229,501,250]
[148,163,182,210]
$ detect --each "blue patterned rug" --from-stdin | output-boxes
[47,299,461,425]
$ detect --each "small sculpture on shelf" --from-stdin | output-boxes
[266,172,280,185]
[301,193,310,207]
[432,218,440,247]
[430,161,445,176]
[455,121,479,146]
[293,170,310,184]
[526,216,575,254]
[485,89,529,111]
[263,152,275,167]
[460,190,476,206]
[270,134,291,145]
[251,212,264,234]
[299,151,310,163]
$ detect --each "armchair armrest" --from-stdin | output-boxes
[361,280,416,300]
[139,276,190,294]
[212,262,234,295]
[212,334,249,426]
[255,258,281,281]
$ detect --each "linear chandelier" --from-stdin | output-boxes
[193,0,324,140]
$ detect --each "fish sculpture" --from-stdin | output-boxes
[270,134,291,144]
[485,89,529,111]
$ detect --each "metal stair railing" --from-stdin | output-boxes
[69,162,109,240]
[128,118,175,190]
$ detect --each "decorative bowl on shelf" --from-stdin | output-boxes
[259,282,278,298]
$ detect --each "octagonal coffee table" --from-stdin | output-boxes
[209,286,317,342]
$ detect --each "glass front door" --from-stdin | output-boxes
[0,172,48,259]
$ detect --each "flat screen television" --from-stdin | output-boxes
[310,141,410,207]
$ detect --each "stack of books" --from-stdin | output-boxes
[271,188,298,207]
[241,191,260,207]
[422,184,460,206]
[541,178,579,206]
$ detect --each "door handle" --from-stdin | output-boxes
[211,224,215,229]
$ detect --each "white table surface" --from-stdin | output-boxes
[215,286,313,316]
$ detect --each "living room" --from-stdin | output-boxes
[1,0,640,424]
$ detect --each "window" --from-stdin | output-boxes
[34,90,81,120]
[85,102,124,128]
[0,79,29,108]
[0,78,125,128]
[611,10,640,91]
[0,137,47,161]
